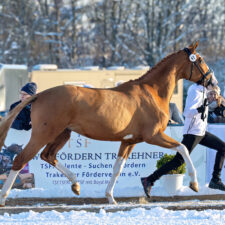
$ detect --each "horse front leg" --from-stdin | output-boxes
[146,131,198,193]
[105,143,135,204]
[172,144,198,192]
[105,157,126,204]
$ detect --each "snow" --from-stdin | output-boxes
[1,183,225,224]
[0,64,27,70]
[106,66,125,70]
[0,205,225,225]
[32,64,58,71]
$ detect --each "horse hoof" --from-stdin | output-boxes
[108,197,117,205]
[71,182,80,195]
[105,192,117,204]
[189,182,199,192]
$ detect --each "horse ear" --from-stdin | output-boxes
[189,40,199,53]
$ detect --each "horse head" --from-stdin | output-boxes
[182,40,218,89]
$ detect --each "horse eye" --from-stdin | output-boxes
[199,58,202,63]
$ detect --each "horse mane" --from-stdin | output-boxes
[112,49,184,91]
[132,49,183,83]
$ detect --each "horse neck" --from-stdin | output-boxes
[140,53,183,104]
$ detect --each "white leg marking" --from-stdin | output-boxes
[0,170,21,206]
[55,162,77,184]
[106,157,126,204]
[172,144,197,183]
[123,134,133,140]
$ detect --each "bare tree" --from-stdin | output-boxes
[0,0,225,69]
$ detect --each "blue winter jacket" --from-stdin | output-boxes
[9,101,32,131]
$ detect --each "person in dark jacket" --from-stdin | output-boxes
[10,82,37,131]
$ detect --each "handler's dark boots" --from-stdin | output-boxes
[141,177,154,198]
[209,178,225,191]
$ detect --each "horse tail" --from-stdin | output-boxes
[0,95,37,150]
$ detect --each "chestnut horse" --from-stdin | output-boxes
[0,41,218,206]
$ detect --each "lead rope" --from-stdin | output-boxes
[201,82,209,121]
[202,85,206,121]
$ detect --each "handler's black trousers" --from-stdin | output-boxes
[147,131,225,183]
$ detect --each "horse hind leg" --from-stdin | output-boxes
[145,131,198,192]
[40,129,80,196]
[0,139,45,206]
[0,170,19,206]
[106,142,135,204]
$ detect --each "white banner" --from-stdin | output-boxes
[29,130,174,196]
[2,126,210,197]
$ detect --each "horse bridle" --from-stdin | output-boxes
[184,48,213,86]
[184,47,214,121]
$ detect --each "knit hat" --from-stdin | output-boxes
[21,82,37,96]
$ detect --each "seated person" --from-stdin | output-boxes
[10,82,37,130]
[208,88,225,123]
[168,103,184,125]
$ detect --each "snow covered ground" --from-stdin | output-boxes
[1,206,225,225]
[1,184,225,224]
